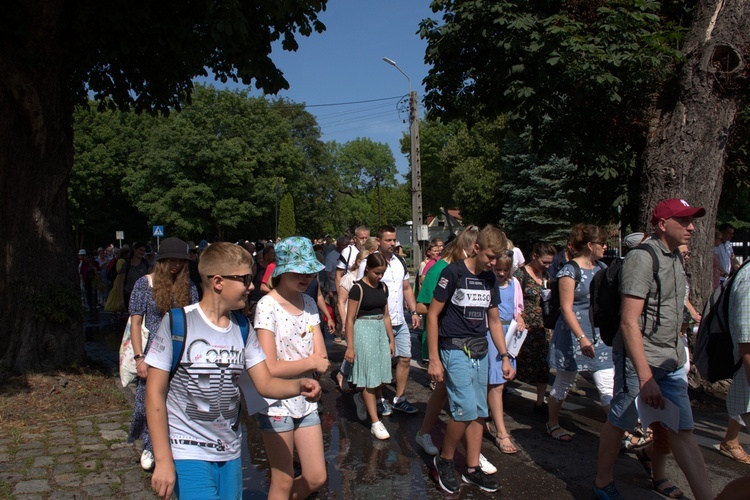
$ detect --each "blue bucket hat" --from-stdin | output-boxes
[272,236,325,277]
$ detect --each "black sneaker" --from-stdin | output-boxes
[462,467,500,493]
[433,455,460,494]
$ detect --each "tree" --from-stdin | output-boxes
[637,0,750,307]
[278,193,297,239]
[71,105,154,247]
[0,1,327,372]
[124,86,305,241]
[420,0,692,222]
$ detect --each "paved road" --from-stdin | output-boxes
[2,310,743,499]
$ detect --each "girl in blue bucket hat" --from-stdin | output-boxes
[253,236,330,498]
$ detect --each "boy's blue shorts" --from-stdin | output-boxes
[174,457,241,500]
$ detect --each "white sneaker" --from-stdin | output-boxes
[478,453,497,475]
[371,421,390,440]
[140,449,154,470]
[354,392,367,422]
[415,432,438,455]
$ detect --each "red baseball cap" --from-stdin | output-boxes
[651,198,706,225]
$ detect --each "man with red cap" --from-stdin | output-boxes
[593,199,713,500]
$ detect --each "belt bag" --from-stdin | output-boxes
[447,336,488,359]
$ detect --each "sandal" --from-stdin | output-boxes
[635,447,653,478]
[545,423,573,442]
[653,478,684,498]
[719,441,750,464]
[495,434,518,454]
[621,431,653,452]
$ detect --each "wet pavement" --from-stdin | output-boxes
[2,310,745,498]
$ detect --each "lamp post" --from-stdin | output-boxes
[383,57,423,271]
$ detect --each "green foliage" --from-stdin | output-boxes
[440,118,506,225]
[54,1,328,114]
[501,154,580,247]
[278,193,297,238]
[720,103,750,229]
[123,85,305,241]
[421,0,694,219]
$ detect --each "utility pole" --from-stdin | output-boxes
[383,57,423,270]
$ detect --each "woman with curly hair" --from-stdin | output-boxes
[127,237,198,470]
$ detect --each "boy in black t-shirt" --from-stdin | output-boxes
[427,225,515,494]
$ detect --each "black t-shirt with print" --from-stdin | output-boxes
[433,260,499,342]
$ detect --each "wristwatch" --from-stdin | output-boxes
[134,354,144,360]
[410,310,418,316]
[499,352,511,359]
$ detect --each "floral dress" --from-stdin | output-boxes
[548,263,613,372]
[514,267,552,385]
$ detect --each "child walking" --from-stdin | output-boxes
[344,252,396,440]
[254,237,330,499]
[486,252,525,454]
[145,242,321,500]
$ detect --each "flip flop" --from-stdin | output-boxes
[495,434,518,454]
[545,423,573,442]
[719,442,750,464]
[653,478,684,498]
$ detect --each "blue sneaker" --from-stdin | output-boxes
[592,481,624,500]
[377,398,393,416]
[392,398,418,414]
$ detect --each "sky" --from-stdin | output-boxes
[200,0,437,176]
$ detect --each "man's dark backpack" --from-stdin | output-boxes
[694,259,750,382]
[589,245,660,346]
[542,261,582,330]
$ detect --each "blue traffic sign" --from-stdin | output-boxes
[152,226,164,237]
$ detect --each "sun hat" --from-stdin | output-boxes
[651,198,706,226]
[272,236,325,277]
[157,237,190,261]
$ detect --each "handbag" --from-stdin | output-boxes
[118,316,150,387]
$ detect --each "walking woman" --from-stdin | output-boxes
[546,224,614,442]
[513,241,556,413]
[344,252,396,440]
[254,237,329,499]
[127,238,197,469]
[121,241,150,310]
[105,247,129,318]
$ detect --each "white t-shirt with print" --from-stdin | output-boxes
[254,293,320,418]
[145,303,266,461]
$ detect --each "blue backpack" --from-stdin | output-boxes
[168,307,250,380]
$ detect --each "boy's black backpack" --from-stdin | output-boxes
[542,261,581,329]
[590,245,659,346]
[694,259,750,382]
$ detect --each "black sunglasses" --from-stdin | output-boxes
[208,274,252,286]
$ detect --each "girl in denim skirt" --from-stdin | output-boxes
[254,236,330,499]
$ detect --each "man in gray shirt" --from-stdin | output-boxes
[594,198,713,500]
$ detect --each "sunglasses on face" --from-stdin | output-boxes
[208,274,253,286]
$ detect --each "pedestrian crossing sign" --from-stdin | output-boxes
[152,225,164,237]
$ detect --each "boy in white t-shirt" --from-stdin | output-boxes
[145,242,321,500]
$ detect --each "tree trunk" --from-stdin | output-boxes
[0,1,85,372]
[639,0,750,309]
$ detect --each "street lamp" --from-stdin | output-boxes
[383,57,423,271]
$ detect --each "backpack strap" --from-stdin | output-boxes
[233,311,250,346]
[169,307,188,381]
[632,244,661,333]
[394,254,408,278]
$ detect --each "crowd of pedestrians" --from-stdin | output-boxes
[78,196,750,499]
